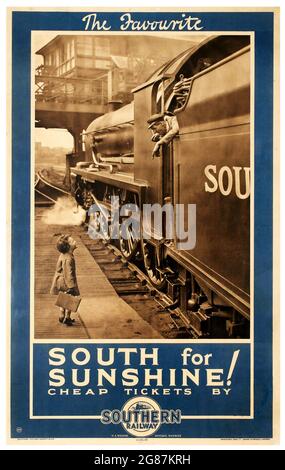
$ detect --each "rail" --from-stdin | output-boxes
[35,169,71,205]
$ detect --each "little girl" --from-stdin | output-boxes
[50,234,80,326]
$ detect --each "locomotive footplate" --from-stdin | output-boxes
[71,167,148,196]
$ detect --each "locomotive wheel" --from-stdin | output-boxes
[119,223,139,260]
[88,211,110,242]
[142,241,166,290]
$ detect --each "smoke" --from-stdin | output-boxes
[42,196,86,226]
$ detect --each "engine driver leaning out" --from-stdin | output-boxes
[147,112,179,158]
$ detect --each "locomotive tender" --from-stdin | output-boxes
[71,35,251,338]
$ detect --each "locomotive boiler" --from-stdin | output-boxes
[71,35,251,338]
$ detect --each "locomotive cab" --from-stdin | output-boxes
[133,35,250,207]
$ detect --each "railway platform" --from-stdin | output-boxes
[34,207,162,339]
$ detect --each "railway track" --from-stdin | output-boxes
[35,169,70,206]
[34,172,193,338]
[79,232,193,339]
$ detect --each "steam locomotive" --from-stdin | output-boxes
[70,35,251,338]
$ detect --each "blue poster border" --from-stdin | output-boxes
[10,10,275,440]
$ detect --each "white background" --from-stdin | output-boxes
[0,0,283,450]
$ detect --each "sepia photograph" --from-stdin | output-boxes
[33,32,251,340]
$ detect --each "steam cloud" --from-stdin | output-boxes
[42,196,86,226]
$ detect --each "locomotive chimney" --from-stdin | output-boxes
[107,100,123,112]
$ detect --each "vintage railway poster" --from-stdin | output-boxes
[7,6,279,444]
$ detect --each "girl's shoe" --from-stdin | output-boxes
[59,315,65,323]
[63,318,74,326]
